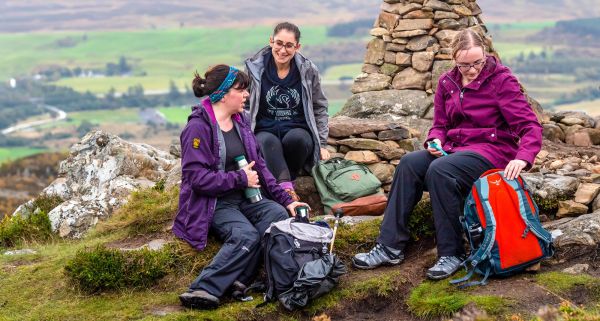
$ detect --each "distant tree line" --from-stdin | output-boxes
[36,56,135,81]
[0,79,194,142]
[555,18,600,38]
[554,86,600,106]
[507,50,600,82]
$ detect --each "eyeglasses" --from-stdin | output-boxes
[456,59,486,72]
[272,39,298,52]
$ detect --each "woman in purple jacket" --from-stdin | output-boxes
[173,64,308,309]
[352,29,543,280]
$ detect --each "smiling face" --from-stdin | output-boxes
[269,28,300,66]
[454,46,486,84]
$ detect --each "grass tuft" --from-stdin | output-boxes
[64,245,178,293]
[96,185,179,236]
[407,279,510,319]
[0,210,55,249]
[536,272,600,298]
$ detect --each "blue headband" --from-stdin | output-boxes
[209,66,239,103]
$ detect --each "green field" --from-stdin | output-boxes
[0,147,48,164]
[158,106,190,124]
[323,63,362,81]
[159,99,348,125]
[0,26,351,94]
[488,21,556,31]
[68,108,141,125]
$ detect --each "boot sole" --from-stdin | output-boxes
[426,269,460,280]
[352,257,403,270]
[179,296,219,310]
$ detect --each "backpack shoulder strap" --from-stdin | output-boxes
[465,175,497,267]
[502,176,553,245]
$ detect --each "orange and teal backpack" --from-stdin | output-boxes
[451,169,554,287]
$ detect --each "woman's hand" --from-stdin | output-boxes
[426,138,444,157]
[286,201,311,217]
[504,159,527,180]
[320,147,331,160]
[241,161,260,188]
[427,147,444,157]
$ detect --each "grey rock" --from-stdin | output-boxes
[340,90,433,119]
[15,130,177,239]
[395,18,433,31]
[432,60,454,92]
[351,73,392,94]
[406,35,437,52]
[364,38,386,65]
[392,67,431,90]
[562,263,590,275]
[424,0,452,11]
[521,173,580,200]
[3,249,37,256]
[551,210,600,261]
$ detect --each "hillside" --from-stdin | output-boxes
[0,0,378,32]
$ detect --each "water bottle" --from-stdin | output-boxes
[234,155,263,203]
[295,206,310,223]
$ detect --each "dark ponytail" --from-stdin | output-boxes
[191,64,250,98]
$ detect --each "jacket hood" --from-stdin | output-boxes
[188,98,244,125]
[445,55,510,90]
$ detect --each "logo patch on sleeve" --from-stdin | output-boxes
[192,138,200,149]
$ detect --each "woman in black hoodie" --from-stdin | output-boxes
[244,22,330,202]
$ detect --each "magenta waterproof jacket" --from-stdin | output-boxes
[426,55,543,169]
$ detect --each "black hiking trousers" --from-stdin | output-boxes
[189,197,288,297]
[377,150,493,257]
[256,128,314,183]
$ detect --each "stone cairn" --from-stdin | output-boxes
[339,0,497,135]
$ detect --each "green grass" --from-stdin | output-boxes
[494,42,548,60]
[96,185,179,237]
[488,21,556,31]
[0,185,411,321]
[536,272,600,297]
[0,26,345,93]
[55,76,191,95]
[158,106,190,125]
[323,63,362,81]
[407,277,510,318]
[66,108,142,125]
[0,147,48,164]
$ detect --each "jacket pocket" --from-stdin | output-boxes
[447,128,498,146]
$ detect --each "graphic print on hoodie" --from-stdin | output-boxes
[256,52,307,136]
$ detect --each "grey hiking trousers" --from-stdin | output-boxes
[189,197,288,297]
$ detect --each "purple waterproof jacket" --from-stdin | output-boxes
[426,55,543,169]
[173,98,293,251]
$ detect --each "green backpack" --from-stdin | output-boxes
[312,158,382,214]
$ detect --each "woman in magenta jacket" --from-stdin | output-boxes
[353,29,543,280]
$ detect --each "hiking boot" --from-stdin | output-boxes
[179,289,220,309]
[230,281,253,302]
[285,188,301,202]
[352,243,404,270]
[426,255,465,280]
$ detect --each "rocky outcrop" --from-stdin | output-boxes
[543,111,600,147]
[14,130,177,238]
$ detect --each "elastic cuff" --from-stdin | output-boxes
[279,181,294,190]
